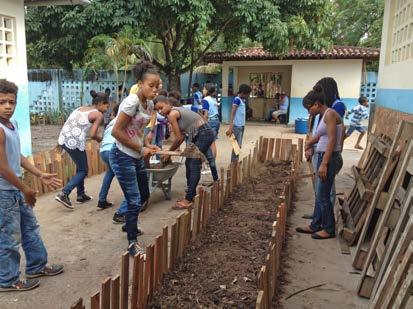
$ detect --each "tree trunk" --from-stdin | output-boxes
[167,70,181,92]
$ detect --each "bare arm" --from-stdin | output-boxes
[0,128,29,193]
[167,110,185,151]
[202,109,209,121]
[21,156,42,177]
[21,155,62,188]
[88,112,104,142]
[112,111,141,153]
[226,104,238,136]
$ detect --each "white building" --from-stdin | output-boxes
[0,0,89,155]
[204,46,379,124]
[374,0,413,137]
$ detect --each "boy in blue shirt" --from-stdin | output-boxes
[226,84,252,162]
[345,96,369,150]
[0,79,64,292]
[191,83,203,113]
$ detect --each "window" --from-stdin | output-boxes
[390,0,413,63]
[0,15,16,68]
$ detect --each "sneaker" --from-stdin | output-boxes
[55,192,73,209]
[121,224,143,236]
[76,194,93,204]
[0,279,40,292]
[128,242,146,257]
[97,201,114,210]
[112,213,126,224]
[26,264,64,278]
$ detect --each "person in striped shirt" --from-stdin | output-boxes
[344,96,369,150]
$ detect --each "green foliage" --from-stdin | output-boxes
[26,0,333,87]
[331,0,384,48]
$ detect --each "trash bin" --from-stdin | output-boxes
[295,118,308,134]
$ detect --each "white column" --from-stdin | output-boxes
[222,63,229,96]
[232,67,238,92]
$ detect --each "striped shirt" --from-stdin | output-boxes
[347,104,368,126]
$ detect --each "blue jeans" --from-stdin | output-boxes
[312,152,336,206]
[231,126,244,162]
[0,190,48,287]
[208,118,220,140]
[311,152,343,235]
[185,125,216,201]
[99,151,115,202]
[62,145,88,196]
[109,146,144,243]
[116,166,150,216]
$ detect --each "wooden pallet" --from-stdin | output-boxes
[338,132,392,245]
[353,121,413,270]
[356,140,413,299]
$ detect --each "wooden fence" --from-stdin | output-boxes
[24,141,106,196]
[70,137,303,309]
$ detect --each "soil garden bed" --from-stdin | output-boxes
[149,161,291,308]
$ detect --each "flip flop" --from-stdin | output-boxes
[311,232,336,239]
[172,200,193,210]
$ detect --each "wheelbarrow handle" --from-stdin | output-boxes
[155,150,182,156]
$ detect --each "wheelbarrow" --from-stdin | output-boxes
[146,161,182,200]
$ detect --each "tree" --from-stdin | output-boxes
[83,26,152,103]
[26,0,333,89]
[331,0,384,48]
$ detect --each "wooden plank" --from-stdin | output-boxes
[170,223,178,269]
[137,255,145,309]
[370,217,413,307]
[203,191,210,228]
[192,195,200,241]
[393,264,413,309]
[101,277,111,309]
[162,226,169,274]
[91,292,100,309]
[274,138,281,160]
[154,235,163,286]
[354,121,413,268]
[380,243,413,308]
[298,138,304,163]
[368,134,390,157]
[142,253,150,306]
[256,290,265,309]
[268,138,275,160]
[71,298,83,309]
[120,252,129,309]
[111,275,120,309]
[261,138,269,162]
[148,244,155,297]
[130,255,140,309]
[357,141,413,298]
[178,214,186,258]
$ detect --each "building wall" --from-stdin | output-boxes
[0,0,31,155]
[376,0,413,115]
[223,59,363,124]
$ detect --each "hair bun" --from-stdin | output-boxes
[313,84,323,93]
[90,90,97,98]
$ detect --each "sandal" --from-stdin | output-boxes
[311,231,336,239]
[172,200,193,210]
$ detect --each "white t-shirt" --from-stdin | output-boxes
[115,94,154,159]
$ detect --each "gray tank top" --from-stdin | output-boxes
[172,107,204,135]
[0,120,21,190]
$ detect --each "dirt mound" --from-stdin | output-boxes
[150,161,290,308]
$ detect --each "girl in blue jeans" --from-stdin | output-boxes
[155,96,217,210]
[296,85,343,239]
[55,91,109,209]
[110,61,160,256]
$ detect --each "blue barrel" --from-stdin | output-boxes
[295,118,308,134]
